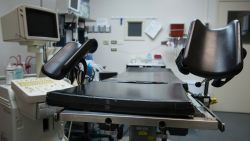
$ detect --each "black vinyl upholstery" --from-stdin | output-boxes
[176,19,247,87]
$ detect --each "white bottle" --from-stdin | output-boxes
[5,63,15,84]
[146,53,152,62]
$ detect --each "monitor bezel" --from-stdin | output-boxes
[21,5,60,41]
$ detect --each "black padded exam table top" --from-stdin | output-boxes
[47,82,194,117]
[46,68,194,118]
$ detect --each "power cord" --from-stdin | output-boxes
[66,58,87,85]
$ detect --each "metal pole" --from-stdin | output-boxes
[40,0,43,7]
[204,81,209,96]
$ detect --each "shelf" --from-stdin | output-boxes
[59,13,95,22]
[81,17,96,22]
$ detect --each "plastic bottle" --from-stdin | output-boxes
[14,65,24,79]
[5,63,15,84]
[146,53,152,62]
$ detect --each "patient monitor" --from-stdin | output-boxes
[1,5,60,75]
[1,5,59,43]
[0,5,68,141]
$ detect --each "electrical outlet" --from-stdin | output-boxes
[111,40,117,44]
[111,47,117,52]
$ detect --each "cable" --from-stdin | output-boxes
[66,58,88,85]
[86,69,95,82]
[67,121,73,140]
[77,58,87,85]
[43,45,48,63]
[17,54,22,65]
[89,69,95,82]
[9,56,18,65]
[25,56,35,74]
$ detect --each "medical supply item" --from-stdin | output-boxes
[5,63,16,84]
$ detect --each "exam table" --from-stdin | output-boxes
[41,19,247,140]
[46,68,225,140]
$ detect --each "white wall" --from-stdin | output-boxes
[210,1,250,113]
[88,0,218,81]
[0,0,56,76]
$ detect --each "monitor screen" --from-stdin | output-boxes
[26,7,58,38]
[70,0,79,11]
